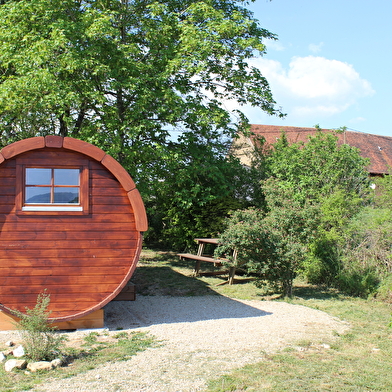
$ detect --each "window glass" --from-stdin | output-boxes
[54,169,79,186]
[24,167,81,205]
[54,187,79,204]
[26,168,51,185]
[25,187,51,204]
[17,161,88,214]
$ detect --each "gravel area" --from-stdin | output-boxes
[1,295,349,392]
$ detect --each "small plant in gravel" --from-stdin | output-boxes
[114,331,128,339]
[0,330,156,392]
[83,332,100,345]
[12,290,67,361]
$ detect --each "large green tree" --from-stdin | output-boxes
[0,0,282,247]
[0,0,282,165]
[263,128,370,204]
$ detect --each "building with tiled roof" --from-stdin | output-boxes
[235,125,392,175]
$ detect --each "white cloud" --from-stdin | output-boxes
[249,56,374,119]
[308,42,324,53]
[349,116,366,124]
[292,104,350,117]
[264,39,285,52]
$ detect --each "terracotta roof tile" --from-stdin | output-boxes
[249,125,392,175]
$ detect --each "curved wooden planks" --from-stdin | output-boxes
[101,154,136,192]
[0,136,148,323]
[128,188,148,232]
[0,136,145,232]
[0,137,45,159]
[45,135,63,148]
[63,137,106,161]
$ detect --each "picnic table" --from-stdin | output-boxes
[177,238,239,285]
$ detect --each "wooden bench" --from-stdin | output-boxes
[177,253,227,276]
[177,238,238,284]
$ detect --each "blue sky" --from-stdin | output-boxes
[237,0,392,137]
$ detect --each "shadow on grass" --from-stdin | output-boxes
[131,265,218,296]
[132,250,232,296]
[108,253,273,328]
[134,250,349,302]
[292,283,347,301]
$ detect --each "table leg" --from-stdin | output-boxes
[197,242,205,256]
[194,260,201,276]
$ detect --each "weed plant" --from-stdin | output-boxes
[0,331,155,392]
[12,291,67,361]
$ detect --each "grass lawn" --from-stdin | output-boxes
[0,331,156,392]
[207,290,392,391]
[136,249,392,392]
[2,249,391,391]
[132,249,272,300]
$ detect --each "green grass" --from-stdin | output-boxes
[3,249,391,391]
[133,249,269,299]
[0,331,156,392]
[136,250,392,391]
[207,285,392,392]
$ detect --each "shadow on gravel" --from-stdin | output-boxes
[104,295,272,330]
[104,252,272,330]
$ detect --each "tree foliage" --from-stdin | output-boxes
[218,129,372,295]
[261,129,371,284]
[0,0,283,248]
[217,181,319,296]
[145,142,253,249]
[263,128,370,204]
[0,0,282,158]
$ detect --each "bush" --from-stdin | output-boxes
[330,207,392,298]
[373,174,392,209]
[375,274,392,303]
[216,182,319,297]
[336,267,380,298]
[341,207,392,275]
[301,230,342,285]
[12,291,67,361]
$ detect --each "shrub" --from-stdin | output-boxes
[336,267,380,298]
[12,291,67,361]
[301,230,342,285]
[375,274,392,303]
[316,206,392,298]
[216,182,319,297]
[340,207,392,277]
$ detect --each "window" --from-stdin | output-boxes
[16,159,89,215]
[24,168,81,210]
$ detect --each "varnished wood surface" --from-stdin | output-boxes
[63,137,106,162]
[0,137,45,159]
[0,258,134,267]
[44,135,63,148]
[0,147,142,322]
[0,309,104,330]
[101,154,136,192]
[0,266,129,275]
[128,188,148,231]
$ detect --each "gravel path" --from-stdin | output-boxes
[2,295,349,392]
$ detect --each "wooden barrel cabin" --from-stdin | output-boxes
[0,136,147,329]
